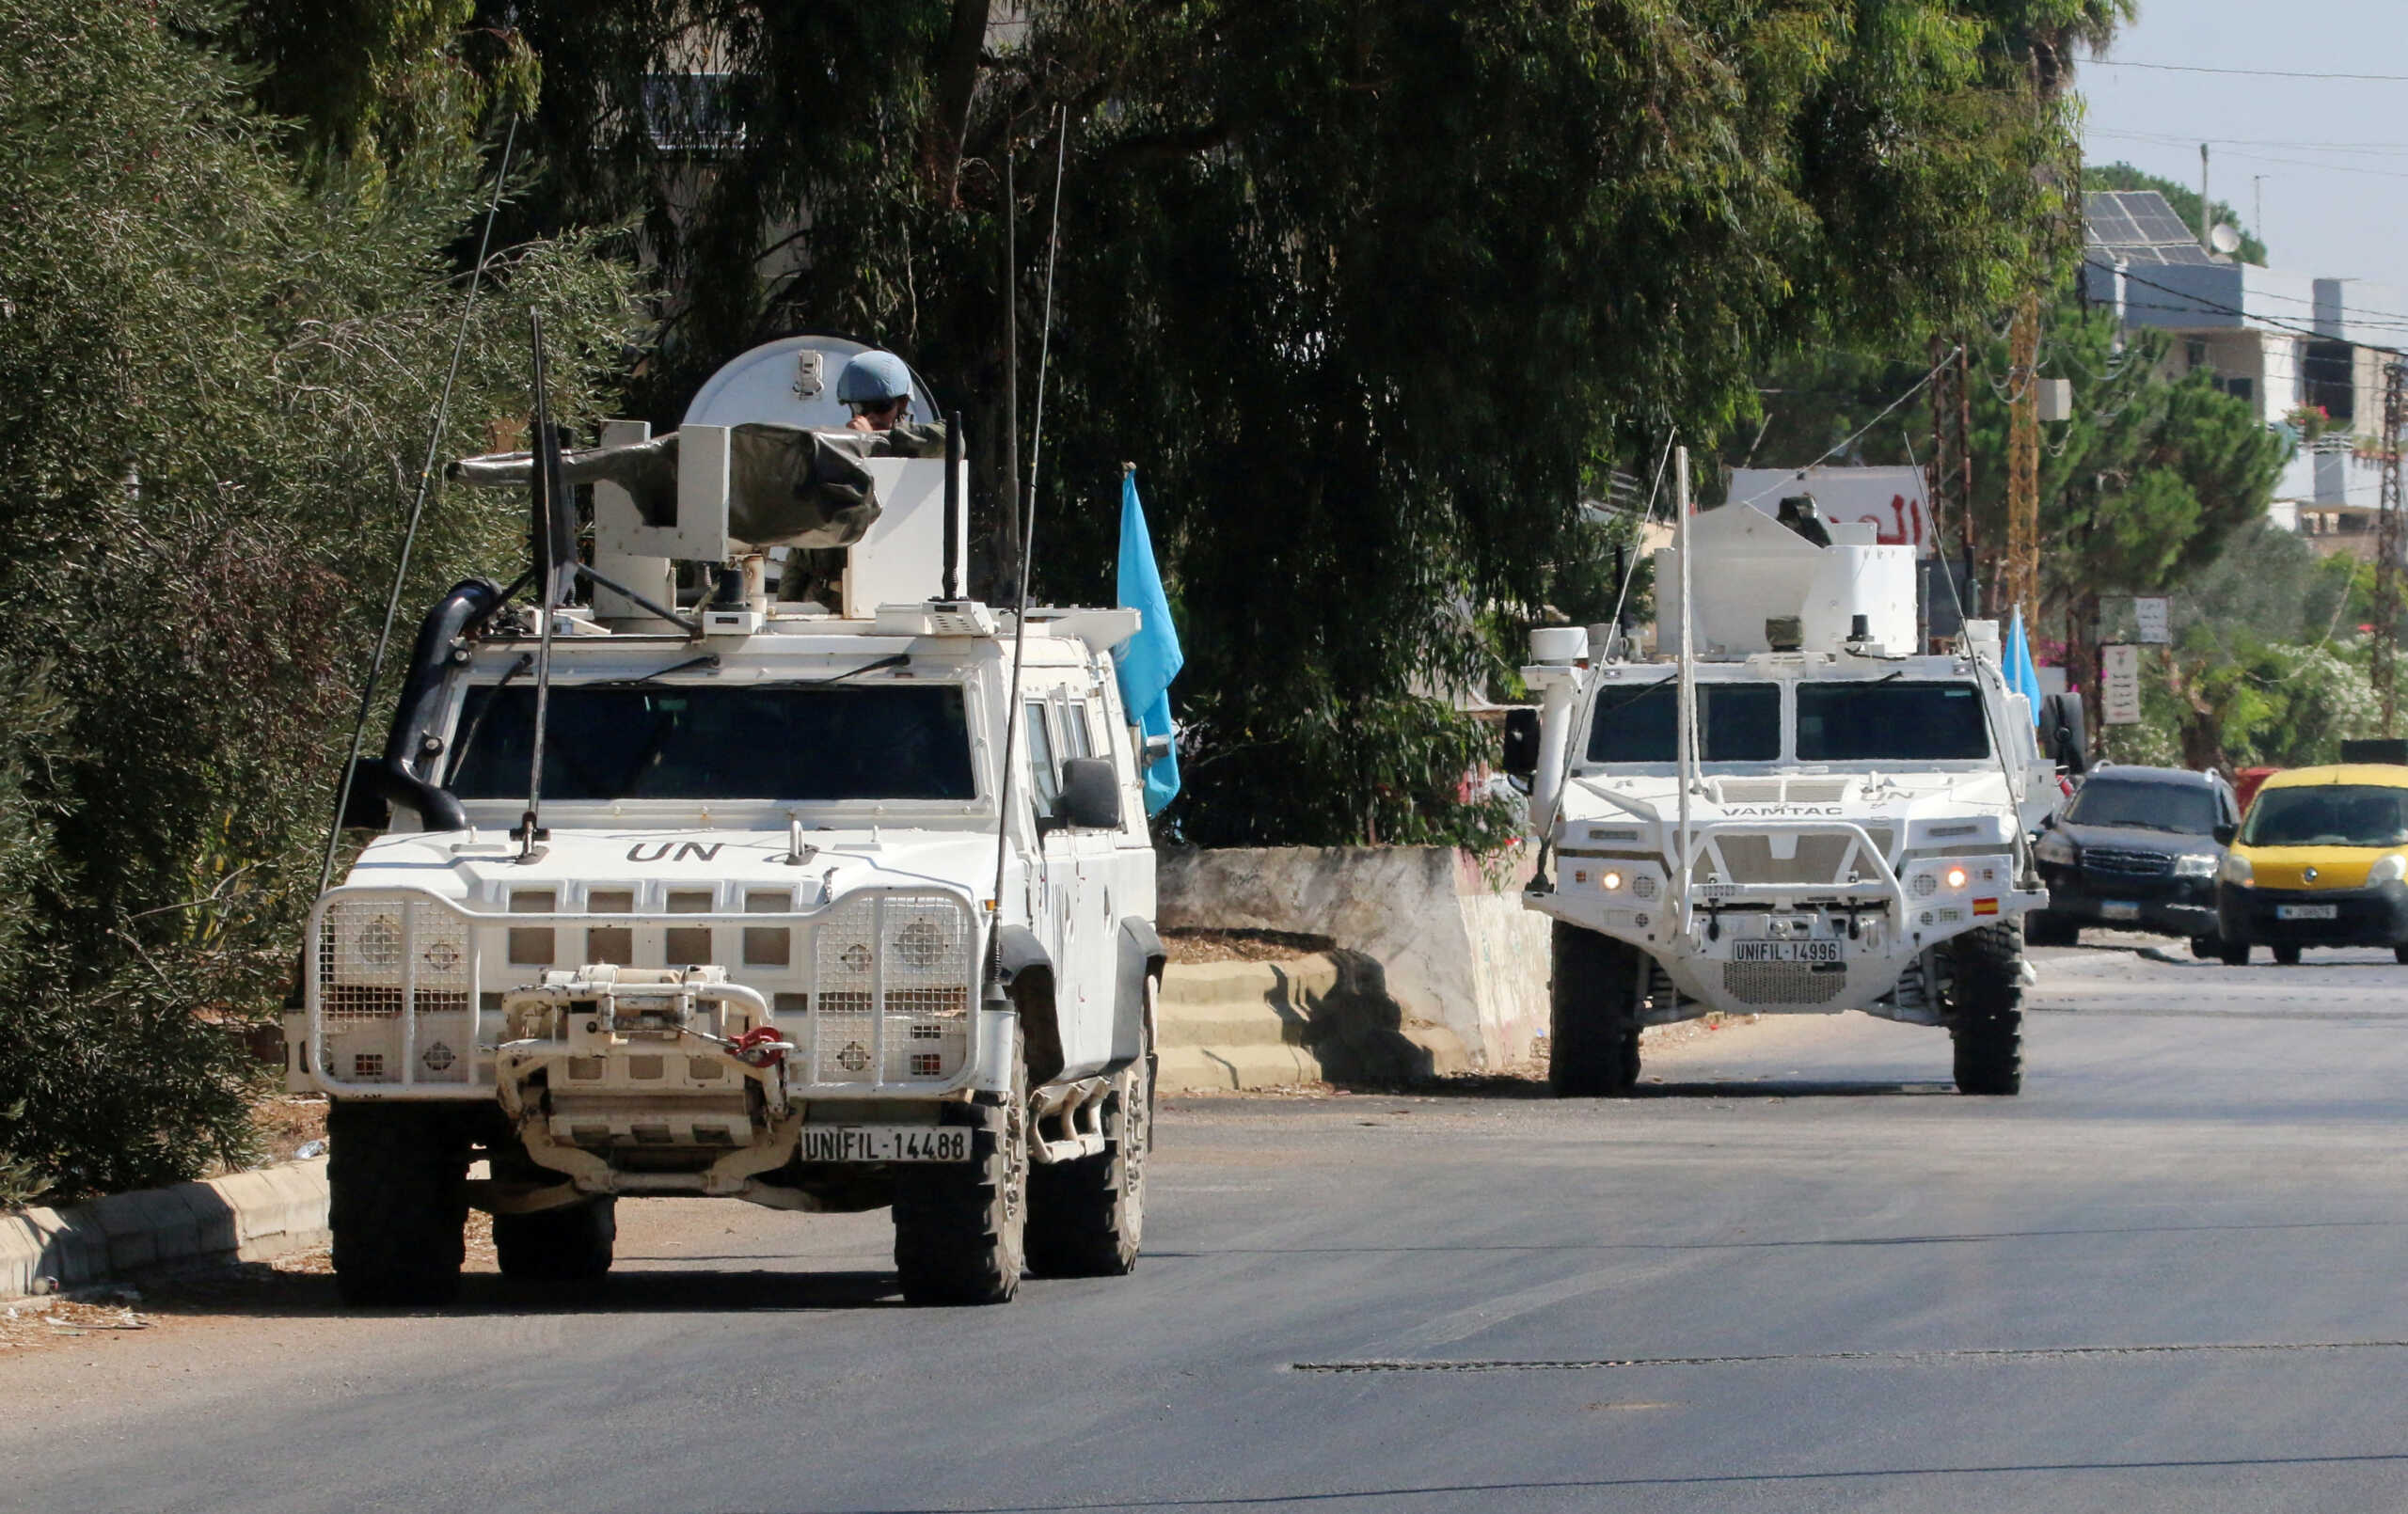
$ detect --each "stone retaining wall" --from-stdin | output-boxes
[1158,845,1548,1070]
[1,1158,328,1301]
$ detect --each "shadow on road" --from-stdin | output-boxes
[820,1450,2408,1511]
[1628,1080,1956,1098]
[135,1264,905,1320]
[1305,1074,1956,1101]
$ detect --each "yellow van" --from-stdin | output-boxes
[2216,764,2408,965]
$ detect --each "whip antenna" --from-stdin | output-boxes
[987,105,1070,982]
[315,115,519,894]
[515,308,565,863]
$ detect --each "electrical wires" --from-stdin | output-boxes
[2083,59,2408,84]
[1725,346,1961,512]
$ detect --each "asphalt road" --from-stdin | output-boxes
[9,932,2408,1514]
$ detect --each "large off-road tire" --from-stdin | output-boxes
[494,1196,617,1283]
[894,1052,1028,1305]
[2219,938,2251,967]
[1027,1013,1154,1279]
[1549,922,1642,1097]
[2393,944,2408,966]
[2024,910,2078,948]
[1945,921,2024,1096]
[2273,942,2303,966]
[327,1101,470,1306]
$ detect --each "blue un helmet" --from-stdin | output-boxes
[835,350,914,408]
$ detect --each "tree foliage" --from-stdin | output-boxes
[1963,300,2292,610]
[0,0,641,1202]
[224,0,2119,846]
[1733,293,2289,637]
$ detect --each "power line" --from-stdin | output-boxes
[2113,293,2408,338]
[2098,259,2408,356]
[2083,58,2408,84]
[2089,129,2408,157]
[1727,349,1958,512]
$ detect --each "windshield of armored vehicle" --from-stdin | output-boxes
[1795,681,1988,762]
[447,684,977,802]
[2066,779,2218,834]
[1587,681,1780,763]
[2241,784,2408,848]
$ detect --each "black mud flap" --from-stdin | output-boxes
[993,925,1062,1085]
[1109,917,1165,1076]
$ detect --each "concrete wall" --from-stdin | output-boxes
[3,1158,329,1301]
[1157,846,1549,1069]
[1155,954,1471,1093]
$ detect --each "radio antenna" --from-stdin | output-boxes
[515,308,563,864]
[987,105,1070,984]
[315,114,518,894]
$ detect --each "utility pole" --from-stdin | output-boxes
[1956,343,1974,591]
[1928,334,1978,639]
[2377,359,2405,733]
[2003,293,2042,623]
[2199,143,2212,257]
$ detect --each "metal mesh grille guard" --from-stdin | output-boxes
[307,887,977,1096]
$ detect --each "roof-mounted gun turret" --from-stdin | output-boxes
[1652,496,1917,659]
[448,335,971,635]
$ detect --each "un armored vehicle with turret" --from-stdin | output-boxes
[290,336,1162,1306]
[1510,481,2058,1096]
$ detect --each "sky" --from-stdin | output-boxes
[2078,0,2408,299]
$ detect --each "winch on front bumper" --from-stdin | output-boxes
[492,966,810,1196]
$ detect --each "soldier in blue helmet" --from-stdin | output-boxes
[837,349,914,432]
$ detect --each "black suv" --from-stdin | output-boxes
[2027,765,2239,948]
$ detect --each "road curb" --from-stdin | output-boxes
[1158,954,1469,1092]
[0,1157,329,1301]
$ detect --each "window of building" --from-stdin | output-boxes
[2305,340,2355,424]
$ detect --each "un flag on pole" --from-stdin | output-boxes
[2004,607,2044,727]
[1115,469,1182,814]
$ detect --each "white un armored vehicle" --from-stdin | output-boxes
[1510,476,2057,1097]
[290,336,1162,1306]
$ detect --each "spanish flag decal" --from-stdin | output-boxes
[1972,898,2000,916]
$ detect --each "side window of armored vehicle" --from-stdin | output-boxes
[1795,682,1988,763]
[1587,682,1782,764]
[1061,700,1095,762]
[1024,700,1062,825]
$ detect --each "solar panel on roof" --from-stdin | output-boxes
[2083,191,2215,265]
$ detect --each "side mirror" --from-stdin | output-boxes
[2039,812,2057,829]
[1502,708,1542,781]
[341,757,393,830]
[2213,822,2237,847]
[2039,692,2089,776]
[1054,757,1123,831]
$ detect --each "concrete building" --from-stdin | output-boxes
[2083,190,2400,556]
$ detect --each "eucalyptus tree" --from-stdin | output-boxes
[237,0,2125,846]
[0,0,640,1201]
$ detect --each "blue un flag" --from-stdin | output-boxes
[2004,607,2044,726]
[1114,470,1182,814]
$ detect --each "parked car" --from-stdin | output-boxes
[2216,763,2408,966]
[2027,765,2237,948]
[2234,765,2280,816]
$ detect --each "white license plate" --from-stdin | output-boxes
[2099,901,2141,921]
[1729,939,1842,964]
[800,1127,971,1163]
[2276,904,2339,921]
